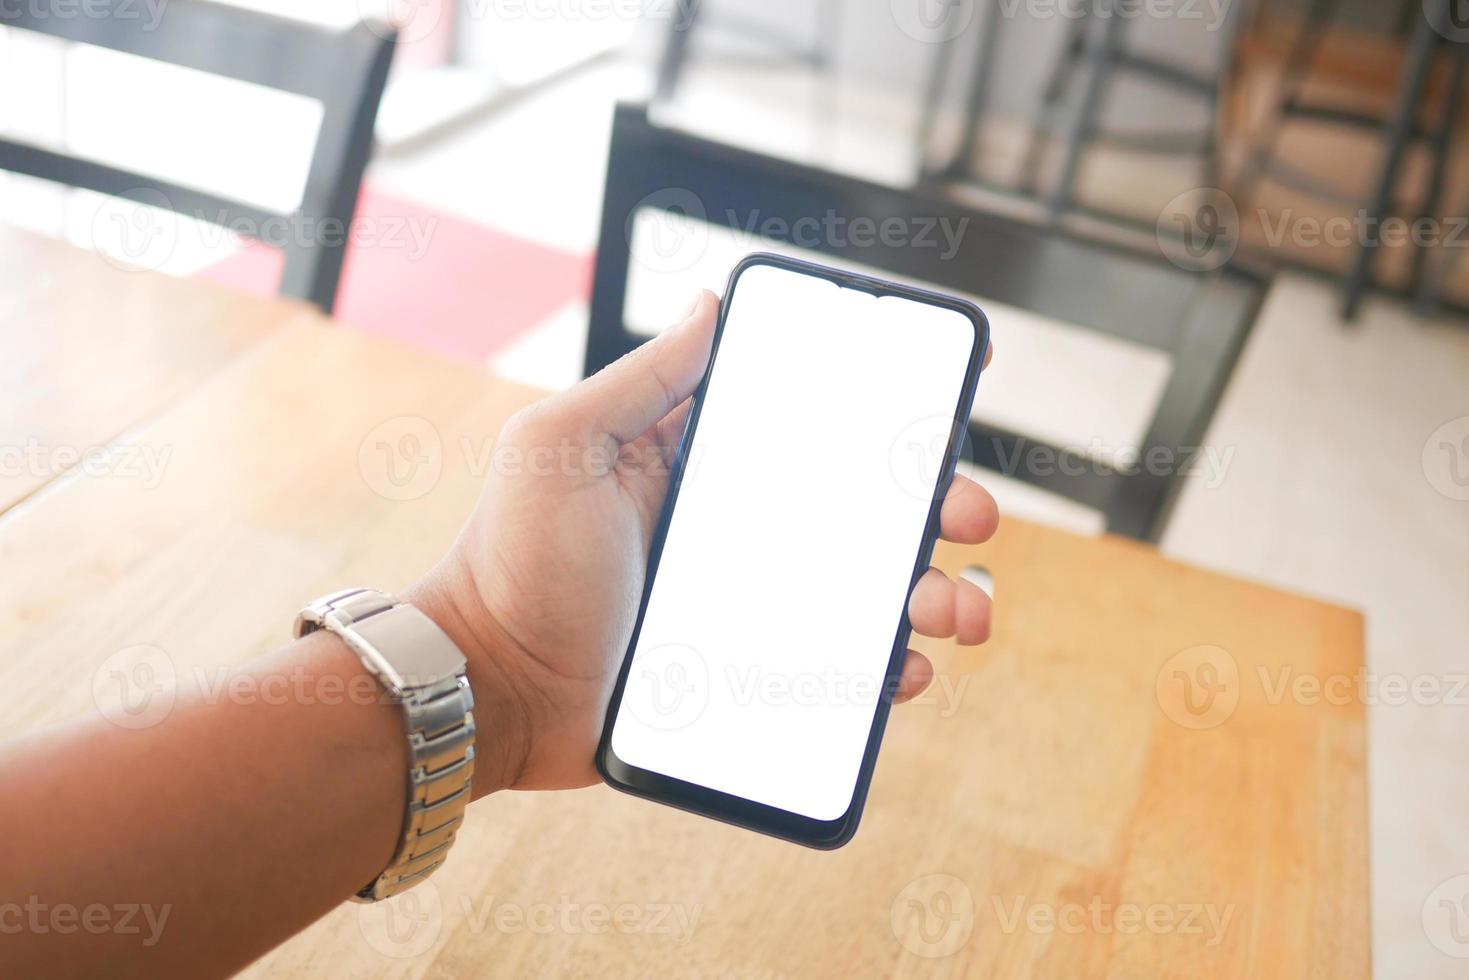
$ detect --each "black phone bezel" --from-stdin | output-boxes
[595,251,990,849]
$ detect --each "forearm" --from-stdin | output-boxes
[0,632,402,977]
[0,581,522,980]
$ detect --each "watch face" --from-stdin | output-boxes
[321,597,468,691]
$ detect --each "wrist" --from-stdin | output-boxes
[404,561,532,799]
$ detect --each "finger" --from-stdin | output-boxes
[557,291,718,444]
[909,568,992,644]
[891,649,934,704]
[983,337,994,370]
[940,474,999,544]
[624,398,694,478]
[652,397,693,453]
[908,568,955,638]
[954,575,992,645]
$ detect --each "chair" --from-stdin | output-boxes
[653,0,843,108]
[917,0,1241,228]
[586,104,1271,542]
[0,0,396,313]
[1345,0,1467,317]
[1232,0,1467,317]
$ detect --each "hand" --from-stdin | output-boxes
[412,291,999,795]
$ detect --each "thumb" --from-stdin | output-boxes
[558,290,718,444]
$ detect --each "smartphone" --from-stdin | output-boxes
[597,252,988,848]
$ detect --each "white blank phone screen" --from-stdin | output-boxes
[610,263,977,821]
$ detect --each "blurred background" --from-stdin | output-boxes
[2,0,1466,974]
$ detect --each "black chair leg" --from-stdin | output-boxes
[653,2,701,106]
[939,0,1004,183]
[1342,6,1441,319]
[916,28,960,181]
[1232,0,1339,204]
[1018,10,1090,196]
[1048,0,1123,218]
[1412,43,1466,312]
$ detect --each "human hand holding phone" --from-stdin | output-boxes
[413,278,996,807]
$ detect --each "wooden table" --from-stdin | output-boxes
[0,231,1370,977]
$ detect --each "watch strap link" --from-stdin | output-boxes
[294,588,476,903]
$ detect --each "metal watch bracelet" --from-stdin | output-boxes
[293,588,476,903]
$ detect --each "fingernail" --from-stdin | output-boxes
[681,292,703,319]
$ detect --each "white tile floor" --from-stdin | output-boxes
[377,55,1468,977]
[1165,277,1469,980]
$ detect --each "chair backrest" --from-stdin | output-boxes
[587,104,1271,541]
[0,0,396,313]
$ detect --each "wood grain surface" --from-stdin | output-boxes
[0,234,1370,977]
[0,226,313,515]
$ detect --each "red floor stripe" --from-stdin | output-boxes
[197,186,592,362]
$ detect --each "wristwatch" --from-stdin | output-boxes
[294,588,476,902]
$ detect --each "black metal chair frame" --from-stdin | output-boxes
[0,0,396,313]
[917,0,1240,227]
[653,0,843,108]
[1232,0,1467,318]
[587,104,1270,542]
